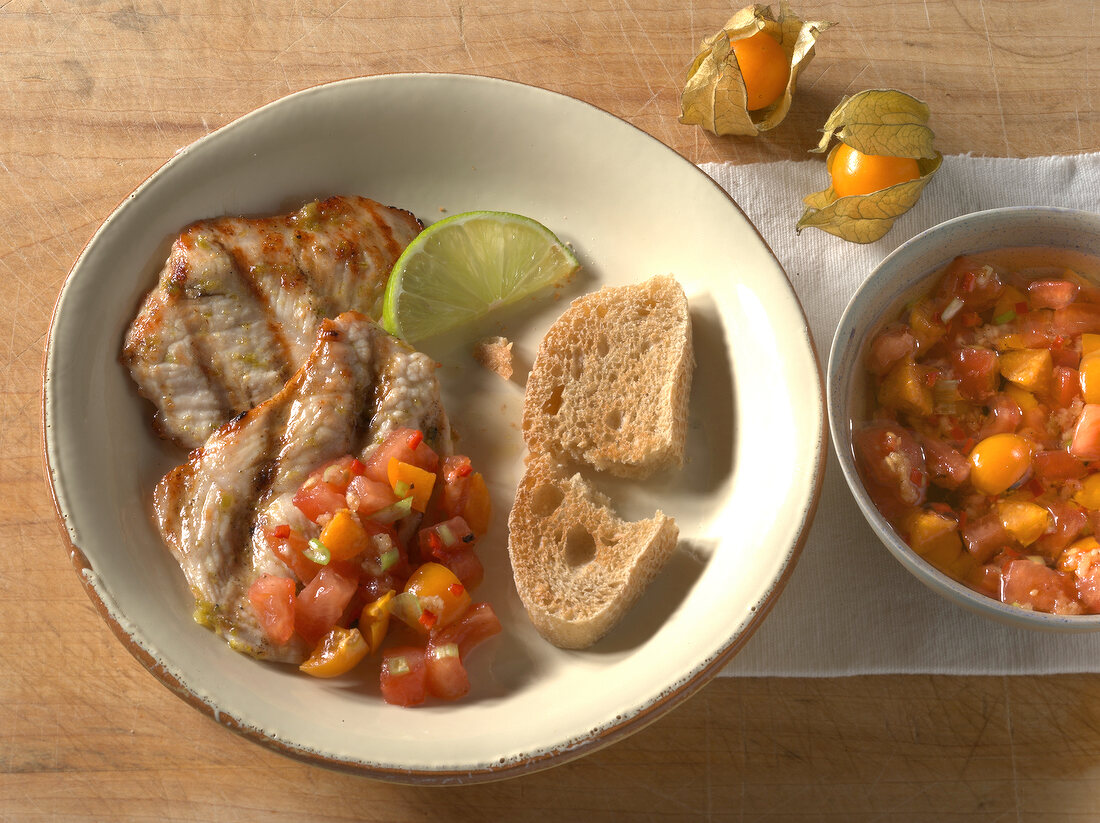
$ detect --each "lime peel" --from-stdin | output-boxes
[382,211,580,342]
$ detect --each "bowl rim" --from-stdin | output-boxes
[828,205,1100,630]
[42,71,829,780]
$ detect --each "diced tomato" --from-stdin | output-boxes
[436,459,492,537]
[293,477,348,524]
[919,435,970,490]
[424,642,470,701]
[346,475,399,517]
[1053,303,1100,338]
[1001,559,1081,613]
[1075,565,1100,613]
[1071,404,1100,460]
[938,257,1004,311]
[1051,366,1081,407]
[978,394,1022,439]
[951,346,999,402]
[1033,499,1087,559]
[380,646,429,707]
[362,428,439,483]
[247,575,296,645]
[865,324,918,376]
[431,602,502,658]
[294,566,358,645]
[1033,450,1087,482]
[852,422,927,520]
[1028,279,1080,310]
[264,525,323,583]
[960,513,1013,564]
[418,517,483,588]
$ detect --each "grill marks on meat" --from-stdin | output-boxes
[123,196,422,450]
[154,312,451,663]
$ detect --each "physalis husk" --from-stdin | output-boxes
[679,2,832,137]
[797,89,944,244]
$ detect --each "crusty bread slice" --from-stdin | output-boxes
[507,454,679,649]
[522,274,693,479]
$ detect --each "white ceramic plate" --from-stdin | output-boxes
[43,74,824,782]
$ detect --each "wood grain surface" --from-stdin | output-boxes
[6,1,1100,820]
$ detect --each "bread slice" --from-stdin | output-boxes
[507,454,679,649]
[522,274,693,479]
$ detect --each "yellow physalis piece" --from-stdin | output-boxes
[679,2,832,137]
[797,89,943,243]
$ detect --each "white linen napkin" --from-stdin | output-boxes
[706,153,1100,676]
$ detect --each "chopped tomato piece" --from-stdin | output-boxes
[248,575,296,645]
[380,646,429,707]
[960,513,1013,565]
[977,393,1022,439]
[1000,559,1081,614]
[939,257,1004,310]
[1028,279,1079,310]
[431,602,502,659]
[346,475,399,518]
[424,642,469,701]
[264,525,323,583]
[852,422,927,519]
[362,428,439,482]
[418,517,484,588]
[293,477,348,524]
[951,346,998,401]
[436,456,492,536]
[1053,303,1100,337]
[294,566,358,645]
[1071,404,1100,461]
[1052,366,1081,407]
[919,435,970,490]
[1033,499,1087,559]
[865,324,918,376]
[1033,450,1086,482]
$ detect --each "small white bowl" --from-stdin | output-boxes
[829,206,1100,631]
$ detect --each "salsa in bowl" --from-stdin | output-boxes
[830,207,1100,630]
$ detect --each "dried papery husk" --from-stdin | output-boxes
[797,89,943,244]
[679,2,832,137]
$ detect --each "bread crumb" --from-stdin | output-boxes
[473,336,514,380]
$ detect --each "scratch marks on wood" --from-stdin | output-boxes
[976,0,1010,156]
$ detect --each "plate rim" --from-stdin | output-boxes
[41,71,827,782]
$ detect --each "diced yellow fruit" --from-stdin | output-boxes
[1074,473,1100,510]
[359,590,395,654]
[387,459,436,512]
[1058,536,1100,575]
[998,348,1053,393]
[878,360,934,417]
[968,433,1033,496]
[299,626,369,678]
[319,509,369,561]
[1081,352,1100,404]
[1004,383,1039,412]
[908,299,947,351]
[997,499,1052,547]
[994,334,1028,351]
[992,285,1027,320]
[904,509,964,564]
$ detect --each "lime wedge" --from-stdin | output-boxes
[382,211,580,342]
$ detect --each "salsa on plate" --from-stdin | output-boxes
[855,248,1100,615]
[248,427,501,705]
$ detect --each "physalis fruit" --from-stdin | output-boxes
[797,89,943,244]
[679,2,832,137]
